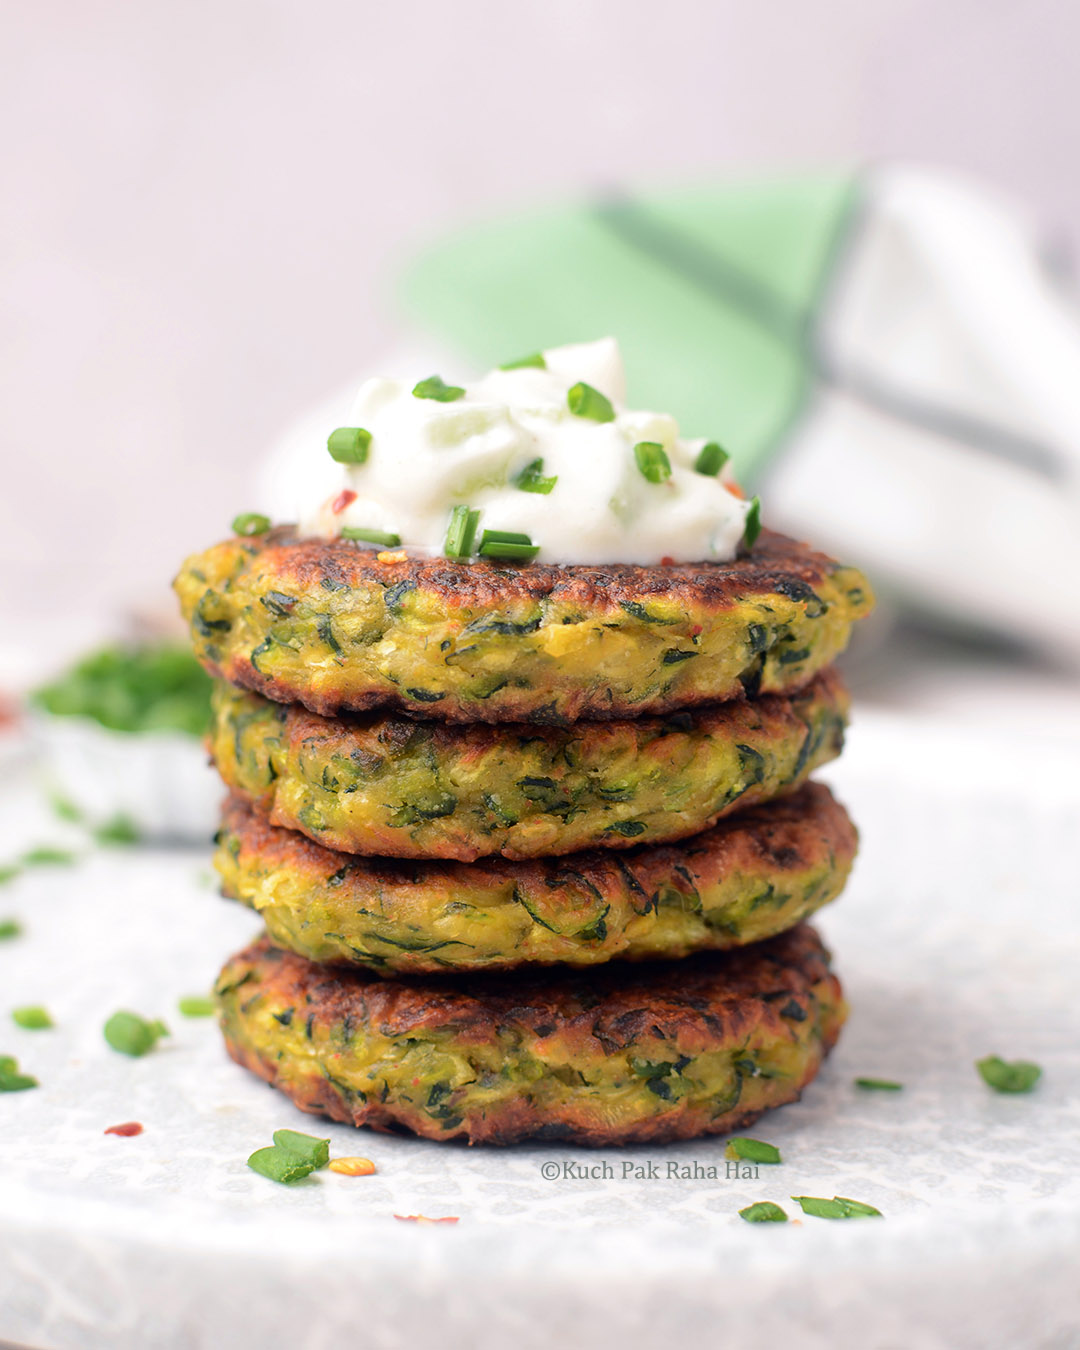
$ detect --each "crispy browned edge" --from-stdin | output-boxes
[218,925,845,1145]
[218,780,857,935]
[197,527,862,720]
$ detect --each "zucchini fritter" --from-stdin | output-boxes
[176,527,872,723]
[210,669,848,860]
[215,783,856,973]
[216,924,845,1145]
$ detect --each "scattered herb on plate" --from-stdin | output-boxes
[104,1011,169,1057]
[247,1128,331,1184]
[738,1201,788,1223]
[95,815,140,847]
[976,1055,1042,1093]
[725,1137,782,1164]
[792,1195,882,1219]
[0,1055,38,1092]
[21,847,76,868]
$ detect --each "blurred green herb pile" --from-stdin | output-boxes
[32,642,213,737]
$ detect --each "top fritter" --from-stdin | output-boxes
[176,338,872,722]
[175,527,871,723]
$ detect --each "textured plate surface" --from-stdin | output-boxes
[0,709,1078,1350]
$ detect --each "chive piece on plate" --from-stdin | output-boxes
[247,1146,317,1185]
[231,512,271,537]
[340,527,401,547]
[725,1137,782,1164]
[327,427,372,464]
[50,794,83,824]
[413,375,465,402]
[12,1006,53,1031]
[976,1055,1042,1093]
[738,1201,788,1223]
[694,441,729,476]
[21,847,76,867]
[0,866,19,887]
[514,458,558,495]
[792,1195,883,1219]
[478,530,540,561]
[178,996,217,1018]
[567,381,615,422]
[0,919,21,940]
[272,1129,331,1169]
[633,441,672,484]
[0,1055,38,1092]
[95,815,139,847]
[855,1076,904,1091]
[499,352,547,370]
[104,1011,169,1057]
[444,506,481,560]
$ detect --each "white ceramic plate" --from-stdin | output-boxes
[0,709,1077,1350]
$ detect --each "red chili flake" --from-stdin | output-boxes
[394,1213,459,1225]
[689,624,703,637]
[660,556,675,567]
[331,490,357,514]
[104,1121,144,1137]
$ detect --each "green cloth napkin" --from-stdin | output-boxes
[399,176,858,483]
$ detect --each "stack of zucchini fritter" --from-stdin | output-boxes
[176,526,872,1144]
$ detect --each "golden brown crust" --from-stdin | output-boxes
[210,669,849,860]
[216,926,846,1145]
[176,527,873,722]
[214,783,856,972]
[254,526,852,614]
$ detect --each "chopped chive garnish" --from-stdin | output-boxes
[413,375,465,402]
[444,505,482,560]
[0,919,21,940]
[567,381,615,422]
[855,1076,904,1091]
[833,1196,883,1217]
[0,865,19,886]
[272,1129,331,1168]
[725,1137,782,1164]
[95,815,139,847]
[340,527,402,547]
[12,1006,53,1030]
[247,1146,316,1184]
[976,1055,1042,1093]
[104,1011,169,1057]
[50,794,83,824]
[478,529,540,561]
[514,458,558,494]
[500,352,547,370]
[739,1201,788,1223]
[633,441,672,484]
[694,441,729,476]
[231,512,271,537]
[21,847,75,867]
[178,996,216,1018]
[792,1195,882,1219]
[741,496,762,550]
[247,1128,332,1184]
[327,427,372,464]
[0,1055,38,1092]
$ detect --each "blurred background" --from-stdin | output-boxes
[3,0,1079,749]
